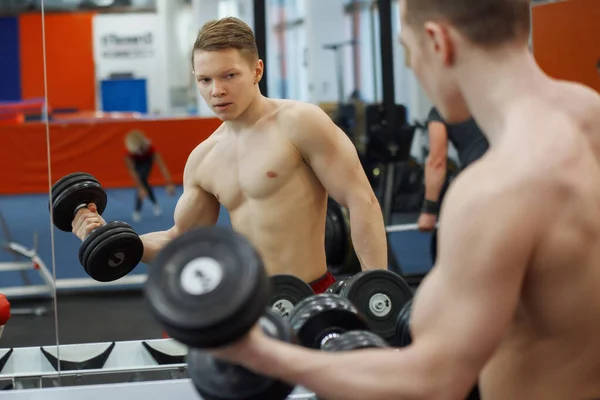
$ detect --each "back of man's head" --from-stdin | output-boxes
[403,0,531,48]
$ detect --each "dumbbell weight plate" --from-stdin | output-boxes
[145,226,271,348]
[50,173,107,232]
[325,278,348,295]
[187,309,296,400]
[322,330,389,352]
[269,274,314,320]
[394,297,413,347]
[51,172,89,200]
[340,270,413,343]
[78,221,143,282]
[288,293,369,349]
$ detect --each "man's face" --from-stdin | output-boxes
[193,48,262,121]
[399,0,468,123]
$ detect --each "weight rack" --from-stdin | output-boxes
[0,338,316,399]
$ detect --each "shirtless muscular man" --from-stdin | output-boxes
[206,1,600,399]
[72,17,387,293]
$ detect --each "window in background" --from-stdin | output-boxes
[219,0,239,18]
[343,0,383,104]
[266,0,307,101]
[266,0,283,98]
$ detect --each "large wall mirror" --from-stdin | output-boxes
[41,0,245,350]
[0,0,59,388]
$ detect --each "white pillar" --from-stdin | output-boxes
[191,0,220,117]
[156,0,177,115]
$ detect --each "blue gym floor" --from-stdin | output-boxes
[0,186,434,289]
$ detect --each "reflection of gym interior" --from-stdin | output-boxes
[0,0,597,398]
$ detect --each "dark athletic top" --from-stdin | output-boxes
[427,107,489,169]
[125,142,156,164]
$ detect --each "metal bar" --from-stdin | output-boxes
[0,379,316,400]
[335,48,345,103]
[386,223,419,232]
[382,163,395,225]
[33,255,55,289]
[376,0,396,224]
[351,0,361,92]
[0,274,148,298]
[386,223,439,233]
[0,262,34,271]
[0,285,52,298]
[370,1,379,102]
[377,0,394,117]
[253,0,268,95]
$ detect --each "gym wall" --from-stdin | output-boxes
[0,17,21,103]
[19,12,96,113]
[532,0,600,93]
[0,118,222,195]
[92,13,169,114]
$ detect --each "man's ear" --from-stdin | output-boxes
[424,21,455,66]
[254,59,264,84]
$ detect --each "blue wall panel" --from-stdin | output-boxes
[0,17,22,102]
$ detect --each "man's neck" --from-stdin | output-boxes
[455,45,549,144]
[225,93,269,132]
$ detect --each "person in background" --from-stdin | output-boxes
[417,107,489,232]
[124,130,176,222]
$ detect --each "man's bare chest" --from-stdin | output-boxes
[198,136,303,207]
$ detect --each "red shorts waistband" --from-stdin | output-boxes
[309,271,337,294]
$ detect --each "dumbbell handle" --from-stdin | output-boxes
[320,332,340,348]
[74,203,103,239]
[74,203,91,216]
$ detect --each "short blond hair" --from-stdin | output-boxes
[191,17,258,68]
[404,0,530,48]
[125,129,148,153]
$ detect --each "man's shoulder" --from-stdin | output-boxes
[274,100,333,140]
[186,131,220,167]
[276,99,325,121]
[447,152,542,209]
[526,81,600,139]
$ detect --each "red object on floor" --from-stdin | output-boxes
[0,294,11,326]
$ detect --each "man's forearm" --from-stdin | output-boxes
[424,162,446,202]
[348,198,387,270]
[140,229,176,264]
[244,337,440,400]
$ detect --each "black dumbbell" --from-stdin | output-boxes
[339,269,413,343]
[145,226,296,399]
[187,309,297,400]
[269,274,314,320]
[50,172,143,282]
[325,278,349,295]
[321,330,389,352]
[394,297,413,347]
[288,293,370,350]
